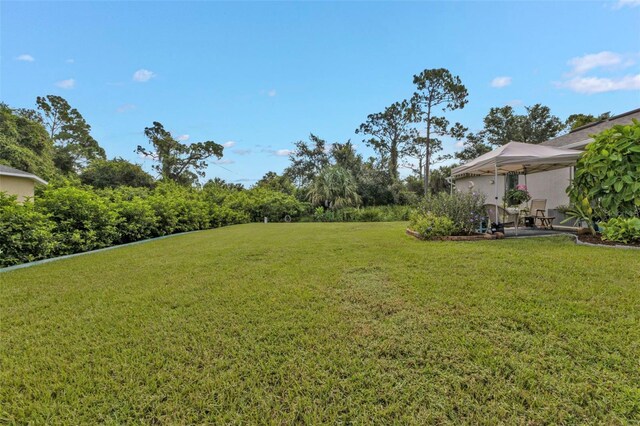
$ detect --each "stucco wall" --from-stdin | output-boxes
[455,175,506,206]
[455,167,571,212]
[519,168,571,210]
[0,175,35,203]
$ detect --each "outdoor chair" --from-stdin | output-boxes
[484,204,517,228]
[529,199,555,229]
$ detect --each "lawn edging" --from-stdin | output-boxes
[0,230,202,274]
[572,234,640,250]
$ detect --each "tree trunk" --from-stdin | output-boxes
[423,104,432,196]
[390,141,398,182]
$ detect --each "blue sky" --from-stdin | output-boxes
[2,1,639,184]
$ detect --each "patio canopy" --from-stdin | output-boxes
[451,141,582,178]
[451,141,583,225]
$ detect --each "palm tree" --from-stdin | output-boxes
[307,166,361,210]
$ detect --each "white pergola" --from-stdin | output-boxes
[451,141,583,223]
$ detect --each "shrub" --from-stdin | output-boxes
[0,193,57,267]
[147,183,210,235]
[209,204,250,228]
[113,196,158,243]
[418,191,486,235]
[569,119,640,219]
[599,217,640,244]
[223,188,308,222]
[35,186,119,255]
[409,212,455,239]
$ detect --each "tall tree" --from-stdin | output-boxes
[455,132,492,163]
[284,134,330,187]
[79,158,155,189]
[483,104,564,146]
[35,95,105,174]
[428,164,456,194]
[204,177,245,192]
[254,171,296,195]
[136,121,223,186]
[330,141,364,179]
[565,112,611,131]
[0,103,56,179]
[410,68,468,195]
[355,100,416,182]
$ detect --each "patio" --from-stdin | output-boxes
[501,227,576,238]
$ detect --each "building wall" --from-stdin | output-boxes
[0,175,35,203]
[456,175,506,206]
[519,168,571,210]
[455,167,571,212]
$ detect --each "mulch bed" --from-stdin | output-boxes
[577,233,640,248]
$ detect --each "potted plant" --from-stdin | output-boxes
[503,184,531,213]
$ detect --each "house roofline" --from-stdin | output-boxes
[0,171,48,185]
[568,107,640,133]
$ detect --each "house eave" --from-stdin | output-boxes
[0,172,48,185]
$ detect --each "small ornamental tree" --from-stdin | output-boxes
[568,119,640,220]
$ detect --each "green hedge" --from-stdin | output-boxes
[0,193,56,266]
[0,183,307,267]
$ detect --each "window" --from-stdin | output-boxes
[506,173,519,191]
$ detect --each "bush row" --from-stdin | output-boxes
[307,205,414,222]
[0,183,308,267]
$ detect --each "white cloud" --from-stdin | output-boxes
[275,149,292,156]
[222,140,236,148]
[490,76,512,88]
[17,54,35,62]
[177,134,190,141]
[268,89,277,97]
[455,141,465,148]
[55,78,75,89]
[214,159,235,165]
[567,51,625,76]
[132,69,156,82]
[116,103,135,113]
[561,74,640,94]
[233,149,251,156]
[614,0,640,8]
[66,58,75,64]
[506,99,524,107]
[558,50,640,94]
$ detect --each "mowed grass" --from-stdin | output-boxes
[1,223,639,424]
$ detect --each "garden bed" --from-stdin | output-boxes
[406,228,496,241]
[577,233,640,248]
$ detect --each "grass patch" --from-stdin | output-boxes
[1,223,639,423]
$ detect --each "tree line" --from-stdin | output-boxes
[1,70,610,208]
[1,96,224,189]
[281,68,609,207]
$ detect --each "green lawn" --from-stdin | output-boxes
[1,223,639,424]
